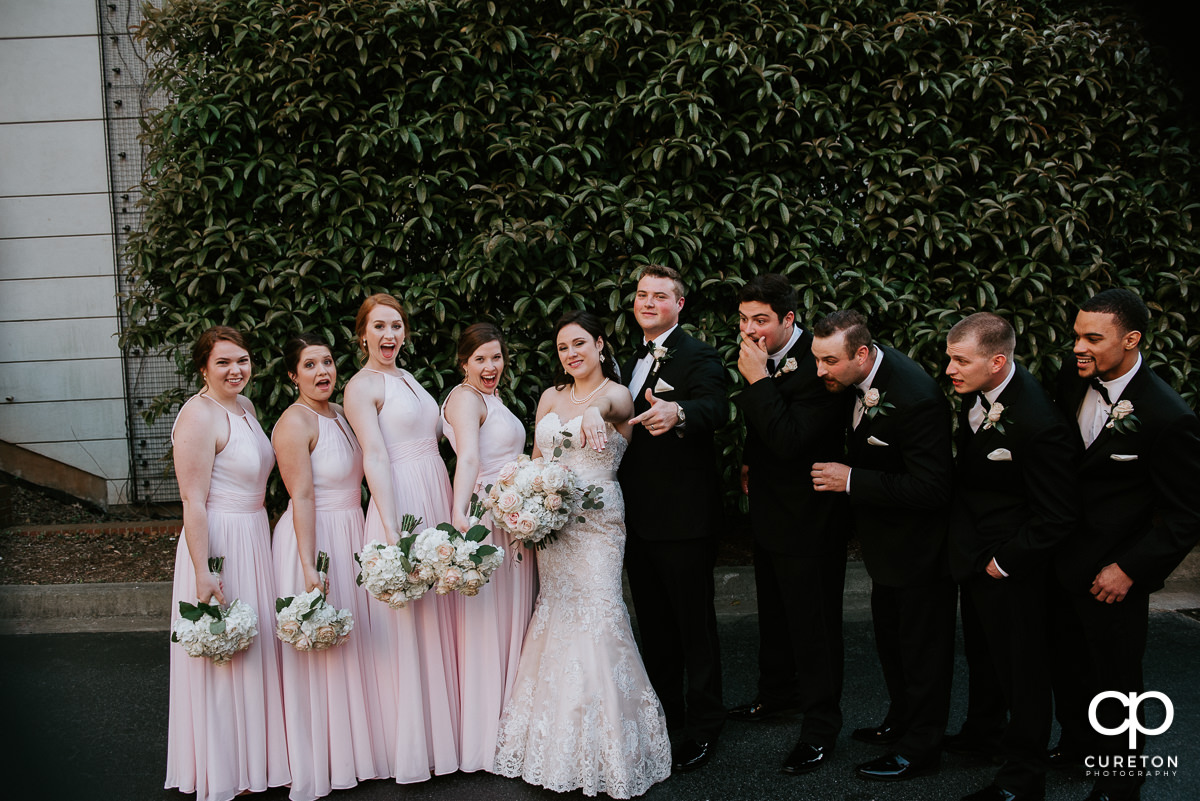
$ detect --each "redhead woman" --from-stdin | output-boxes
[441,323,536,772]
[494,311,671,798]
[165,326,289,801]
[271,332,388,800]
[342,294,459,781]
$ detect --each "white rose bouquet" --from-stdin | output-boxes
[275,551,353,651]
[482,445,605,550]
[170,556,258,665]
[482,454,577,548]
[409,518,506,597]
[355,514,435,609]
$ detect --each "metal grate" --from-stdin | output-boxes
[98,0,183,503]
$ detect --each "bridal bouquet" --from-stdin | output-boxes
[355,514,436,609]
[170,557,258,665]
[482,452,604,549]
[275,551,353,651]
[409,519,505,597]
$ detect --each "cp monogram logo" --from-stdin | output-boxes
[1088,691,1174,749]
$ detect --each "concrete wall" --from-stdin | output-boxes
[0,0,131,506]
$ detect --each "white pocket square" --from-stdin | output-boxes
[987,448,1013,462]
[653,378,674,394]
[866,436,889,447]
[1110,454,1138,462]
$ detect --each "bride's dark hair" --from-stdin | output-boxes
[552,310,621,389]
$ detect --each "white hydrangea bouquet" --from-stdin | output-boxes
[410,514,505,597]
[482,441,605,549]
[275,551,353,651]
[355,513,436,609]
[170,556,258,665]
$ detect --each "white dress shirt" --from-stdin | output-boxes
[766,326,803,375]
[845,346,885,495]
[968,365,1016,433]
[1078,353,1141,448]
[629,324,678,399]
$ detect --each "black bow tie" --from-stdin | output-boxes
[854,386,865,399]
[766,358,777,375]
[974,391,992,411]
[1090,377,1112,405]
[635,341,653,359]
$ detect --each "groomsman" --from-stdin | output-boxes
[1049,288,1200,801]
[809,311,956,781]
[730,274,850,775]
[618,264,729,773]
[945,312,1078,801]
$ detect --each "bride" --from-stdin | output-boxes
[494,310,672,798]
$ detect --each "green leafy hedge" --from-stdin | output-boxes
[126,0,1200,509]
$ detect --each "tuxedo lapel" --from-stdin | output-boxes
[774,330,813,383]
[630,327,686,414]
[855,350,898,435]
[1081,364,1149,466]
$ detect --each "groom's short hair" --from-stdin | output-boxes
[738,273,796,323]
[637,264,686,300]
[814,310,872,357]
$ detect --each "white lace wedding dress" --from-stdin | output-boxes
[494,413,671,798]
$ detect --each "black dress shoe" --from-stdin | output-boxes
[856,752,936,781]
[727,701,802,722]
[672,739,711,772]
[944,732,1005,763]
[781,741,829,775]
[1046,743,1085,769]
[851,724,902,745]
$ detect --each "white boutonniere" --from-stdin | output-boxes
[1105,399,1139,435]
[860,387,895,420]
[646,345,672,382]
[982,401,1007,435]
[773,357,798,377]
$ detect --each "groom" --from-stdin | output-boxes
[619,264,729,773]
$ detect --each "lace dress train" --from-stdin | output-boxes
[494,412,671,798]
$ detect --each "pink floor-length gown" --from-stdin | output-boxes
[360,368,460,781]
[165,394,290,801]
[441,384,538,772]
[271,406,389,800]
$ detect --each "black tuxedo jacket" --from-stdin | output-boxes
[1053,361,1200,594]
[737,330,850,556]
[846,346,953,588]
[949,364,1079,583]
[618,327,729,541]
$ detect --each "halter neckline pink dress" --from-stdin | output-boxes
[360,368,460,781]
[440,383,537,772]
[165,394,289,801]
[271,405,388,800]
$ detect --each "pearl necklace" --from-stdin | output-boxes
[570,377,610,405]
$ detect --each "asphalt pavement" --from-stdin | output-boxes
[2,603,1199,801]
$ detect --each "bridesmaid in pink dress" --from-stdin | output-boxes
[343,294,460,781]
[271,333,388,800]
[441,323,538,772]
[165,326,289,801]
